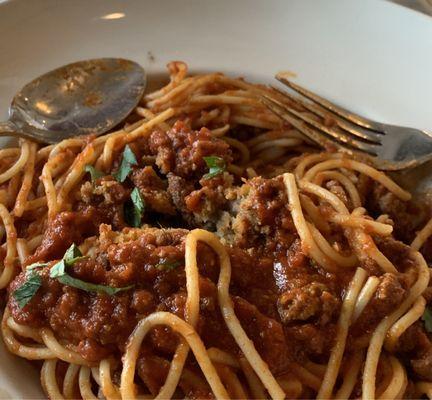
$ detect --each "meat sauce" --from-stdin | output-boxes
[8,120,432,392]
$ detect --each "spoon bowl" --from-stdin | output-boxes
[0,58,146,143]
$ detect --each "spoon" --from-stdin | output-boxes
[0,58,146,144]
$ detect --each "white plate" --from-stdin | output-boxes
[0,0,431,397]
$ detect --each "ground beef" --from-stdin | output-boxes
[233,296,291,375]
[148,120,232,179]
[130,166,176,215]
[184,172,234,226]
[284,323,337,357]
[277,282,340,325]
[376,236,418,273]
[273,239,342,325]
[397,322,432,380]
[231,176,296,251]
[351,273,407,335]
[26,210,102,265]
[367,183,428,243]
[137,354,213,399]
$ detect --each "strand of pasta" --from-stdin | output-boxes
[120,311,229,399]
[40,328,90,366]
[1,310,54,360]
[6,317,42,342]
[239,358,268,399]
[385,295,426,352]
[63,363,80,399]
[151,228,202,399]
[79,366,98,400]
[334,351,365,399]
[377,356,407,400]
[352,276,380,322]
[207,348,240,369]
[0,204,17,288]
[317,267,368,399]
[411,216,432,251]
[302,158,411,201]
[215,363,248,399]
[192,229,285,400]
[0,140,30,184]
[328,214,393,236]
[283,173,337,271]
[41,359,65,400]
[313,170,361,208]
[12,142,37,217]
[362,251,430,399]
[99,359,121,400]
[307,222,357,267]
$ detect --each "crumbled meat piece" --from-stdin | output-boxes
[130,166,176,215]
[352,273,407,335]
[376,236,418,273]
[80,178,130,205]
[284,323,337,357]
[411,349,432,381]
[26,210,101,265]
[137,353,214,399]
[277,282,340,325]
[185,172,234,226]
[167,173,195,224]
[148,120,232,178]
[397,322,432,380]
[367,183,427,243]
[137,354,169,395]
[233,296,291,374]
[231,176,295,250]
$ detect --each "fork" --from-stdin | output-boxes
[262,74,432,170]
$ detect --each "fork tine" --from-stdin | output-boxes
[271,86,383,144]
[276,74,385,133]
[261,96,350,153]
[262,94,379,156]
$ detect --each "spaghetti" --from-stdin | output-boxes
[0,61,431,399]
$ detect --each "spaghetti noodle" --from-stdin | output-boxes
[0,61,431,399]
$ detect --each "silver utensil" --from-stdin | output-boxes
[262,74,432,170]
[0,58,146,144]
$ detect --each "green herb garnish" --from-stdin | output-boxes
[124,187,145,228]
[50,244,88,279]
[50,244,133,295]
[156,259,181,271]
[203,156,226,179]
[57,274,133,296]
[26,262,48,271]
[13,269,42,309]
[114,145,138,182]
[85,165,104,182]
[422,307,432,333]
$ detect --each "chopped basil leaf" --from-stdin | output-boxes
[203,156,226,179]
[50,244,87,279]
[64,243,87,265]
[49,259,66,278]
[13,270,42,308]
[114,145,138,183]
[84,165,104,182]
[26,262,48,271]
[57,274,133,296]
[49,243,133,295]
[422,307,432,333]
[156,259,181,271]
[124,187,145,227]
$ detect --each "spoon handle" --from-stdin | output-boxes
[0,120,17,135]
[0,120,40,141]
